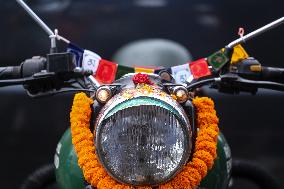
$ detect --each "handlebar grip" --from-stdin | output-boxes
[0,57,46,81]
[261,66,284,83]
[0,66,21,79]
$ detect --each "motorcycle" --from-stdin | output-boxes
[1,1,284,189]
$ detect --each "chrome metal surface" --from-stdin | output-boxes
[227,17,284,48]
[96,104,191,186]
[16,0,54,36]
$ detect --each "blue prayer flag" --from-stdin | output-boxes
[67,43,84,67]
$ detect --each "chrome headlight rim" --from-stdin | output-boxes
[95,96,193,186]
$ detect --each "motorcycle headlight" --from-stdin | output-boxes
[95,92,192,186]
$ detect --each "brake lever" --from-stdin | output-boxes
[26,88,97,98]
[212,73,258,95]
[211,73,284,94]
[231,76,284,92]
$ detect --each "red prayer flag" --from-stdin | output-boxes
[95,59,118,84]
[189,58,211,79]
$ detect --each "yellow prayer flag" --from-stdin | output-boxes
[231,44,249,64]
[135,67,155,73]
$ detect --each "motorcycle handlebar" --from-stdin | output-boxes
[1,54,284,95]
[0,57,46,81]
[189,60,284,94]
[0,54,93,97]
[232,58,284,83]
[261,66,284,83]
[0,66,21,79]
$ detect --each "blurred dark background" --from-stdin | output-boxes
[0,0,284,188]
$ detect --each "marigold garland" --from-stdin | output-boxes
[70,93,219,189]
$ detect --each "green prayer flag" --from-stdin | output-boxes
[207,50,229,70]
[116,65,135,79]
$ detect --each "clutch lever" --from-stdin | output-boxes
[23,71,94,98]
[0,53,95,97]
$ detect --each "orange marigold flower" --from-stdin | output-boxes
[193,150,214,170]
[75,140,95,151]
[196,134,215,143]
[171,173,192,189]
[192,97,214,111]
[185,167,202,188]
[204,124,219,133]
[187,158,208,178]
[76,145,95,156]
[197,128,218,142]
[83,167,97,182]
[81,160,101,170]
[159,183,174,189]
[196,113,219,127]
[113,185,135,189]
[195,141,217,159]
[72,132,94,144]
[90,167,108,186]
[97,175,117,189]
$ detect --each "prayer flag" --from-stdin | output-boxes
[135,67,155,73]
[82,50,101,75]
[67,43,84,67]
[116,65,135,79]
[207,50,229,70]
[189,58,211,79]
[171,63,193,83]
[95,59,118,84]
[231,44,249,64]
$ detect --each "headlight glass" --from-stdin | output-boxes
[96,100,191,186]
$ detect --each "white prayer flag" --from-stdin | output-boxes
[171,63,192,83]
[82,50,101,75]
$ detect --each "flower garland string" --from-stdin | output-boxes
[70,93,219,189]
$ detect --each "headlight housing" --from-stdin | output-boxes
[95,90,192,186]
